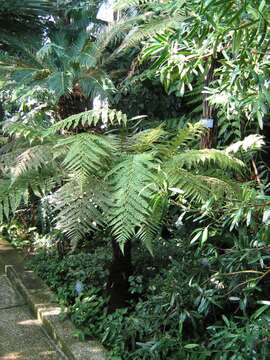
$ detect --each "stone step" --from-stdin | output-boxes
[0,275,65,360]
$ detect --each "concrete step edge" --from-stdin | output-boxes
[5,264,107,360]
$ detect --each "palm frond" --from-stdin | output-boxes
[0,0,53,14]
[116,14,184,53]
[114,0,158,11]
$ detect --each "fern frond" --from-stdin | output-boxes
[225,134,265,154]
[52,178,107,245]
[161,122,206,157]
[0,165,60,224]
[114,0,158,10]
[96,15,147,62]
[129,126,166,152]
[47,108,128,134]
[167,169,236,203]
[169,149,244,171]
[57,133,116,177]
[10,144,54,180]
[13,166,62,198]
[3,122,48,143]
[108,153,156,247]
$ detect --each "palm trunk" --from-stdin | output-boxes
[58,86,90,120]
[107,239,133,311]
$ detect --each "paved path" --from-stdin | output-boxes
[0,275,64,360]
[0,240,64,360]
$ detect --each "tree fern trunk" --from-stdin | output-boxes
[107,238,133,311]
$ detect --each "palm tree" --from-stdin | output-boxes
[0,0,104,48]
[0,29,115,119]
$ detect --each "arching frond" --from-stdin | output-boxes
[10,144,54,180]
[107,153,157,248]
[117,15,184,52]
[52,178,108,246]
[57,133,116,177]
[4,122,47,143]
[161,122,206,157]
[0,166,61,224]
[225,134,265,154]
[167,168,237,203]
[114,0,158,11]
[97,13,156,64]
[169,149,244,171]
[129,126,166,152]
[47,109,128,134]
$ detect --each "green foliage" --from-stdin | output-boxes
[48,108,128,134]
[119,0,270,143]
[53,179,107,246]
[0,112,245,249]
[108,153,157,248]
[0,0,53,46]
[28,248,111,303]
[0,30,115,102]
[28,227,270,359]
[2,2,270,358]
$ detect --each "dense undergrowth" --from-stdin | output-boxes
[12,224,269,360]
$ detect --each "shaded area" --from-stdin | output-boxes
[0,276,25,309]
[0,275,64,360]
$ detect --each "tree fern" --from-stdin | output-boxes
[0,109,248,253]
